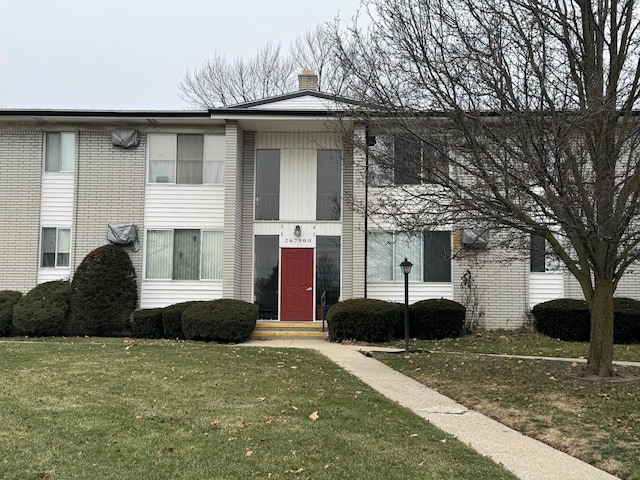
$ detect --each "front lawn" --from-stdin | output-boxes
[377,332,640,479]
[0,338,515,480]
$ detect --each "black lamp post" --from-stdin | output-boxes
[400,257,413,352]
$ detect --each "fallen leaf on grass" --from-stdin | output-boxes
[290,405,299,411]
[409,433,418,437]
[287,467,304,474]
[210,420,221,428]
[308,411,319,421]
[246,450,254,457]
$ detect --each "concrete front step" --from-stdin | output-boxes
[252,321,328,340]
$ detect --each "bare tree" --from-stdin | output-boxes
[179,43,296,108]
[180,25,348,108]
[335,0,640,377]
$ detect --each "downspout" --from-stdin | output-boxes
[364,126,369,298]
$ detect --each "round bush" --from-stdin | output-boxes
[409,298,466,340]
[182,299,258,343]
[70,245,137,336]
[131,308,164,339]
[162,301,202,339]
[532,298,590,341]
[13,281,70,336]
[327,298,401,342]
[0,290,23,336]
[613,297,640,344]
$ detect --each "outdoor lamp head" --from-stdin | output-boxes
[294,225,301,237]
[400,257,413,275]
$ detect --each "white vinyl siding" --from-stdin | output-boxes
[368,282,454,303]
[529,272,564,309]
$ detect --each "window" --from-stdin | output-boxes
[148,134,224,184]
[316,236,341,310]
[423,231,452,282]
[367,232,422,282]
[41,228,71,268]
[255,150,280,220]
[369,135,449,186]
[317,150,342,220]
[530,234,562,272]
[145,229,223,280]
[254,236,279,319]
[367,230,451,282]
[44,132,75,172]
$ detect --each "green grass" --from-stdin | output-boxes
[0,338,516,480]
[377,332,640,480]
[389,329,640,362]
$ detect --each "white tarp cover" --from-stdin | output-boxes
[106,224,139,251]
[111,129,140,148]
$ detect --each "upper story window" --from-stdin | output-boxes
[530,233,562,272]
[44,132,75,173]
[41,227,71,268]
[148,134,224,185]
[255,149,280,220]
[367,230,452,283]
[369,135,449,186]
[317,150,342,221]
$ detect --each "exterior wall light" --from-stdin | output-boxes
[294,225,302,237]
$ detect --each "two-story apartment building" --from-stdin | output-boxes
[2,72,639,328]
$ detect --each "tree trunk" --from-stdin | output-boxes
[586,279,615,377]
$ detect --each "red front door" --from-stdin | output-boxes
[280,248,314,321]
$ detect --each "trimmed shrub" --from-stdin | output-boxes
[409,298,466,340]
[131,308,164,339]
[162,301,202,339]
[327,298,401,342]
[13,281,70,336]
[182,299,257,343]
[613,297,640,344]
[70,245,137,336]
[532,299,590,341]
[0,290,23,336]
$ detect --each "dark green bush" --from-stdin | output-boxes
[613,297,640,344]
[162,301,202,339]
[131,308,164,339]
[182,299,257,343]
[409,298,466,340]
[70,245,137,336]
[13,281,70,336]
[532,298,591,341]
[0,290,23,336]
[327,298,401,342]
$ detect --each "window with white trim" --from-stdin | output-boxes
[41,228,71,268]
[145,229,223,280]
[148,134,224,184]
[367,230,451,282]
[44,132,75,173]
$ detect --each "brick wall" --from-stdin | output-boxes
[73,131,146,298]
[0,131,42,292]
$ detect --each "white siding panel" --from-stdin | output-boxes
[37,268,71,284]
[140,280,223,308]
[280,148,315,221]
[144,184,224,229]
[368,282,454,304]
[40,174,74,225]
[255,132,340,149]
[250,96,342,111]
[529,272,564,308]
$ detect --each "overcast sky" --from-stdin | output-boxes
[0,0,361,110]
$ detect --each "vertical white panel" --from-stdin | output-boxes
[529,272,564,308]
[280,148,316,221]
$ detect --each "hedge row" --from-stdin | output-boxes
[132,299,257,343]
[327,297,466,342]
[532,297,640,343]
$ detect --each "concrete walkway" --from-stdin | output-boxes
[242,338,619,480]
